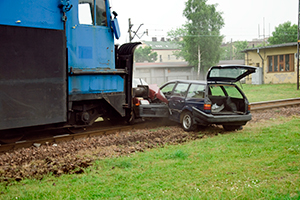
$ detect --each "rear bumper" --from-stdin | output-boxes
[192,107,251,125]
[135,104,169,118]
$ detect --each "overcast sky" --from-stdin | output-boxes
[110,0,298,44]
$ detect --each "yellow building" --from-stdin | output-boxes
[243,42,297,84]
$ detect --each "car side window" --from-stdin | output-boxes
[223,85,243,99]
[173,83,189,97]
[161,83,176,95]
[209,85,226,97]
[187,84,205,98]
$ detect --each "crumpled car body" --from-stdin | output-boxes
[131,79,169,122]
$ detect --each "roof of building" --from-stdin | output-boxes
[218,60,245,65]
[135,61,191,68]
[242,42,297,52]
[142,41,180,50]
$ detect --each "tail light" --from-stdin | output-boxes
[204,103,211,111]
[248,104,251,112]
[133,98,140,106]
[133,97,150,106]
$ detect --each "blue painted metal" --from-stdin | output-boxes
[0,0,132,130]
[0,1,64,30]
[65,0,122,96]
[0,0,124,98]
[69,75,124,94]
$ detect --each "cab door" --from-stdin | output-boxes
[67,0,115,71]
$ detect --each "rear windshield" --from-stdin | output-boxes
[209,84,243,99]
[209,68,248,79]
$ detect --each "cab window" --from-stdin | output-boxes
[95,0,107,26]
[78,0,93,25]
[79,0,107,26]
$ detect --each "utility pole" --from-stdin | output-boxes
[128,18,148,42]
[197,45,201,79]
[297,0,300,90]
[230,38,232,60]
[128,18,133,43]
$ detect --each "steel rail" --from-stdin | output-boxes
[250,98,300,111]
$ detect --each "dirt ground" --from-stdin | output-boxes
[0,107,299,182]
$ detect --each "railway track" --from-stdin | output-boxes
[250,98,300,111]
[1,98,299,153]
[0,119,175,153]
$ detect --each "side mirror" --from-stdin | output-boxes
[111,11,120,40]
[112,11,118,19]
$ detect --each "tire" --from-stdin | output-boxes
[222,125,243,131]
[181,112,196,131]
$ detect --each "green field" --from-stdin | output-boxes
[241,83,300,103]
[1,117,300,199]
[0,83,300,199]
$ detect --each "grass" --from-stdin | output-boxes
[240,83,300,102]
[0,116,299,199]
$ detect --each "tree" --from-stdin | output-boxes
[167,28,187,60]
[220,41,249,60]
[134,46,157,63]
[233,41,249,60]
[173,0,224,74]
[268,21,297,45]
[168,0,224,74]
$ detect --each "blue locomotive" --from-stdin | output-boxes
[0,0,139,137]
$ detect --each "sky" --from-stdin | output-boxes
[109,0,298,44]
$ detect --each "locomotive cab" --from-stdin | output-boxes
[66,0,129,126]
[0,0,139,136]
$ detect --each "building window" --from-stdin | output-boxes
[267,54,294,72]
[268,57,272,72]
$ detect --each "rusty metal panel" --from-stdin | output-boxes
[0,25,67,130]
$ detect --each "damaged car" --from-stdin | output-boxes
[160,65,257,131]
[130,78,169,123]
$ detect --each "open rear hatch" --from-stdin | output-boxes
[207,65,257,83]
[206,65,257,116]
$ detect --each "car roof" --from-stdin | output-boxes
[163,80,207,84]
[160,79,239,89]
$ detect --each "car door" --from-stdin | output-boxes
[160,82,176,100]
[185,83,206,111]
[168,82,190,122]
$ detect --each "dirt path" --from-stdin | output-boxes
[0,107,299,182]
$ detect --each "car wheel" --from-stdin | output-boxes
[181,112,196,131]
[222,125,243,131]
